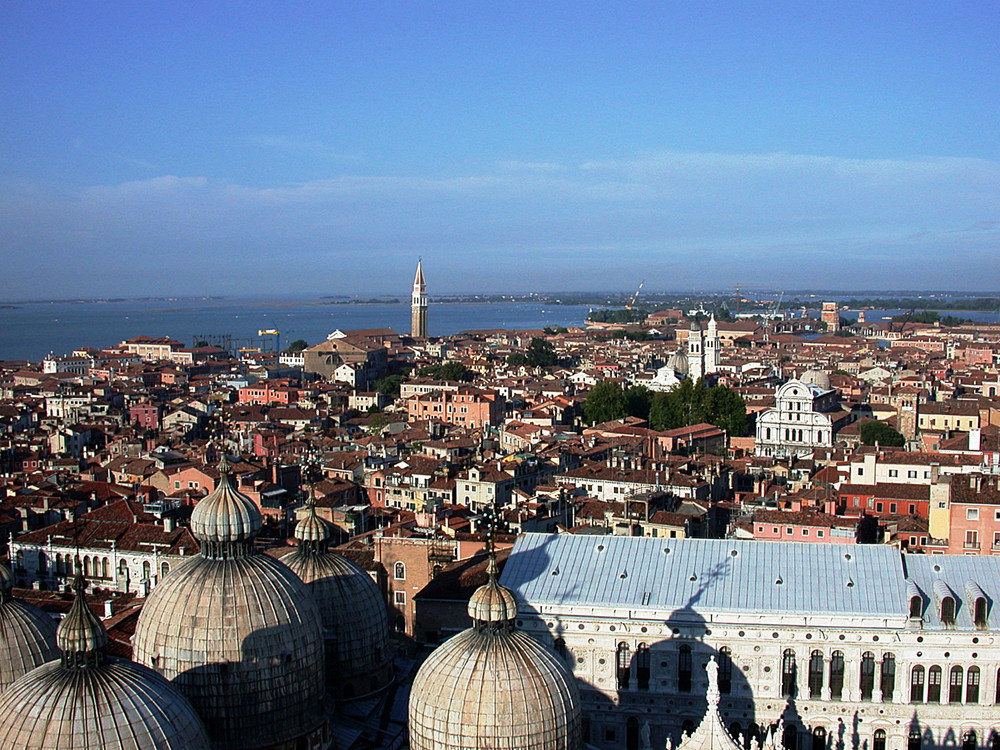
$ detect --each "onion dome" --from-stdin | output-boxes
[0,571,211,749]
[0,562,59,691]
[408,554,582,750]
[189,454,262,554]
[279,499,392,701]
[133,458,327,750]
[676,656,744,750]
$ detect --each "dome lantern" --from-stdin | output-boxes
[189,456,263,559]
[56,567,108,669]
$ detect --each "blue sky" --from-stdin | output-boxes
[2,2,999,297]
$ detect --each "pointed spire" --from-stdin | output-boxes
[413,258,426,288]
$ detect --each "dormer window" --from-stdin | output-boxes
[941,595,956,625]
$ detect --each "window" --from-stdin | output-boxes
[636,644,650,690]
[889,469,898,477]
[718,647,733,694]
[830,651,844,700]
[881,654,895,702]
[908,728,922,750]
[394,591,406,606]
[817,530,825,538]
[963,732,977,750]
[967,666,980,704]
[927,666,942,702]
[860,652,875,701]
[908,470,917,478]
[910,666,925,702]
[616,642,631,690]
[967,508,980,521]
[394,561,406,580]
[874,730,887,750]
[142,561,151,580]
[812,728,827,750]
[554,638,567,659]
[941,596,956,624]
[678,645,692,692]
[808,650,823,698]
[949,666,964,703]
[781,649,796,698]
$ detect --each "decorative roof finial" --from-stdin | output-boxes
[56,558,108,668]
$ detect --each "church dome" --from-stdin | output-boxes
[279,501,392,700]
[0,572,210,749]
[667,348,690,376]
[800,369,831,390]
[0,562,59,691]
[133,458,327,750]
[408,555,582,750]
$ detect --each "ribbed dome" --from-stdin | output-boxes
[408,558,582,750]
[467,556,518,623]
[189,456,262,547]
[279,505,392,700]
[133,552,326,749]
[0,572,210,750]
[0,562,59,691]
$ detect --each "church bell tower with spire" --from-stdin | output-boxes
[411,259,428,339]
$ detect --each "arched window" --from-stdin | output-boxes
[909,595,922,618]
[102,558,109,579]
[908,728,922,750]
[910,665,925,702]
[783,724,797,750]
[636,644,650,690]
[718,646,733,694]
[38,552,48,574]
[963,731,977,750]
[118,559,128,577]
[160,561,170,578]
[812,727,826,750]
[830,651,845,700]
[966,666,980,704]
[678,644,692,692]
[142,561,151,580]
[949,665,963,703]
[881,654,896,702]
[808,650,824,698]
[617,642,631,690]
[393,561,406,580]
[626,717,639,750]
[730,724,743,744]
[927,665,942,703]
[554,637,567,659]
[973,596,988,628]
[84,556,92,577]
[782,649,797,698]
[860,652,875,701]
[873,730,887,750]
[941,595,956,624]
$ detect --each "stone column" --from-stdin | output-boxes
[821,656,832,702]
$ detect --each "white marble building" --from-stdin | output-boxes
[755,379,850,458]
[501,534,1000,750]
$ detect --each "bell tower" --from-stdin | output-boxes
[411,259,428,339]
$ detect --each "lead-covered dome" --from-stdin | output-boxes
[408,555,582,750]
[0,571,210,749]
[133,458,327,750]
[278,500,392,701]
[0,562,59,691]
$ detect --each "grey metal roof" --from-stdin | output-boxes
[501,534,909,619]
[902,554,1000,630]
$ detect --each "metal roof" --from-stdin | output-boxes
[501,534,909,620]
[902,554,1000,630]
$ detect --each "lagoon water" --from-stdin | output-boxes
[0,298,593,363]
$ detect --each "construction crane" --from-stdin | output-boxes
[626,280,645,310]
[257,329,280,353]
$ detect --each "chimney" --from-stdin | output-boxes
[103,599,114,618]
[969,428,981,452]
[163,516,176,533]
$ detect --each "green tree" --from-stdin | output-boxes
[525,337,557,368]
[285,339,309,353]
[859,420,905,447]
[647,379,748,437]
[374,374,405,398]
[625,385,653,422]
[584,380,628,425]
[417,362,475,382]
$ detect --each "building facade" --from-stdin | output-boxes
[503,533,1000,750]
